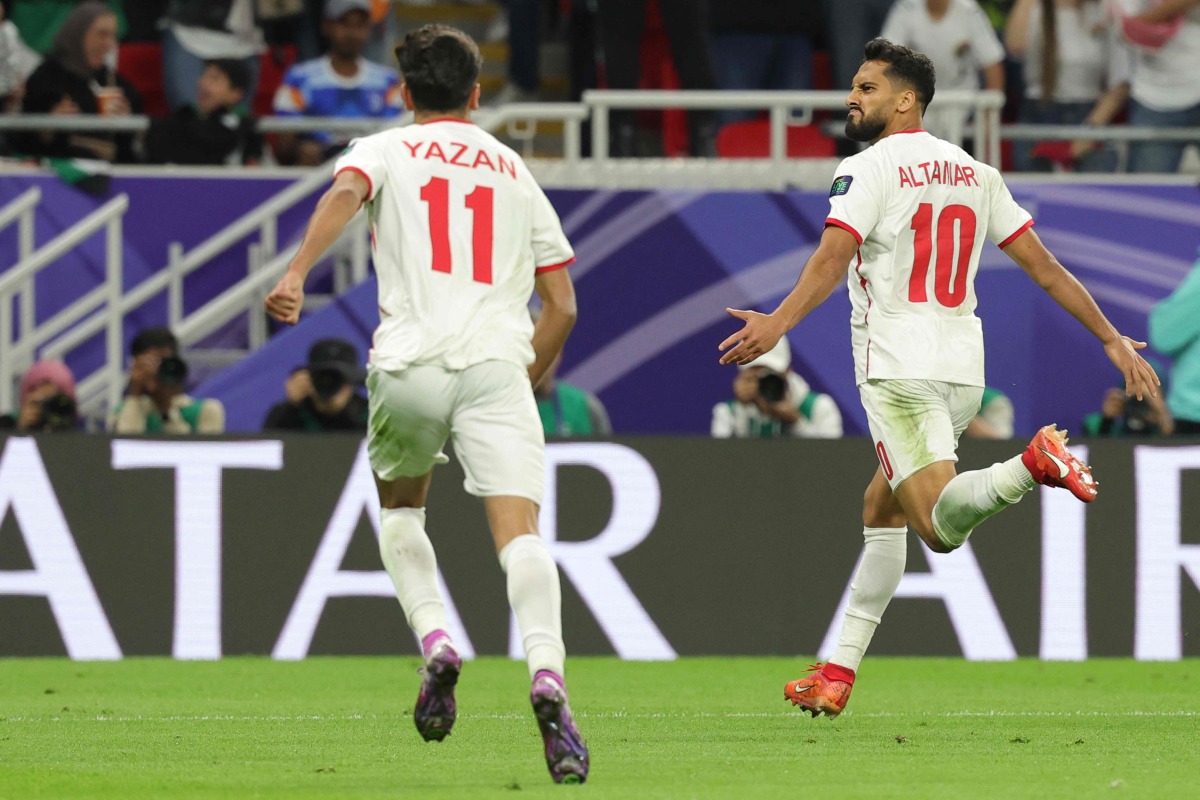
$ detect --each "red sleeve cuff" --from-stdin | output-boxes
[335,166,374,200]
[535,256,575,274]
[825,217,863,245]
[998,219,1035,249]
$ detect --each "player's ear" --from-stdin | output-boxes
[399,82,415,112]
[468,83,481,111]
[897,88,916,114]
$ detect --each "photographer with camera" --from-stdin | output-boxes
[0,361,79,433]
[262,338,368,432]
[711,337,842,438]
[110,332,224,433]
[1081,385,1174,438]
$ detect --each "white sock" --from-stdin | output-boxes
[499,534,565,679]
[931,455,1036,550]
[378,507,447,642]
[830,526,907,672]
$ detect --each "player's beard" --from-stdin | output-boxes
[845,108,887,142]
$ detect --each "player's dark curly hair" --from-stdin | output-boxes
[395,24,482,112]
[862,38,936,112]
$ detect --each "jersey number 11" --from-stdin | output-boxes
[420,177,494,285]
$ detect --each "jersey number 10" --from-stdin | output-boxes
[908,203,977,308]
[420,177,494,284]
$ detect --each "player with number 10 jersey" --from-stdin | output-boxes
[828,128,1031,389]
[718,38,1159,721]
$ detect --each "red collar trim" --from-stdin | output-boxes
[892,128,927,135]
[423,117,475,125]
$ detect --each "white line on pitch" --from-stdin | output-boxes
[3,710,1199,724]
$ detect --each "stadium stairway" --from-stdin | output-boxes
[191,275,379,432]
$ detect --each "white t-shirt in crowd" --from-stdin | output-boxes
[1021,3,1132,102]
[881,0,1006,93]
[824,129,1033,388]
[167,0,265,59]
[1121,3,1200,111]
[334,119,574,373]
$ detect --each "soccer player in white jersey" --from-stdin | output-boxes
[718,39,1161,719]
[264,25,588,783]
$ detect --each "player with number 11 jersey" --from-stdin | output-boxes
[265,24,588,785]
[335,115,573,372]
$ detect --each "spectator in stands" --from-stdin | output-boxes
[18,2,142,163]
[709,0,822,127]
[1005,0,1131,173]
[881,0,1006,141]
[824,0,894,92]
[964,386,1015,438]
[0,360,79,433]
[145,58,263,165]
[1081,385,1173,436]
[596,0,720,157]
[0,3,39,113]
[6,0,126,55]
[162,0,265,113]
[262,338,368,432]
[272,0,402,166]
[485,0,542,106]
[1149,253,1200,434]
[711,338,843,438]
[111,353,225,434]
[1117,0,1200,172]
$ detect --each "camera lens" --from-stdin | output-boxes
[310,368,347,399]
[758,372,787,403]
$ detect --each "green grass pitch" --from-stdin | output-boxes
[2,657,1198,799]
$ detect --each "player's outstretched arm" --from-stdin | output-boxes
[530,267,577,389]
[1002,227,1161,400]
[718,225,859,365]
[265,170,369,325]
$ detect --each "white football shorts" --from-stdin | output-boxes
[858,378,984,490]
[366,361,546,503]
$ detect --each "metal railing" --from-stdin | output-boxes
[582,89,1007,166]
[36,164,349,412]
[0,103,589,160]
[0,194,128,414]
[0,186,42,344]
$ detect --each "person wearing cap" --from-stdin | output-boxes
[145,58,263,165]
[110,352,225,434]
[262,338,369,432]
[271,0,402,166]
[0,360,79,432]
[711,337,843,438]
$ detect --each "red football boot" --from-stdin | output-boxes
[1022,424,1098,503]
[784,663,854,719]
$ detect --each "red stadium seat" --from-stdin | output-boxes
[254,47,298,118]
[716,120,837,159]
[118,43,168,117]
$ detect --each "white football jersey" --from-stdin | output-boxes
[826,130,1032,387]
[334,119,574,372]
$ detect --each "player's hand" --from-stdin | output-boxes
[265,273,305,324]
[718,308,786,366]
[1104,336,1160,401]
